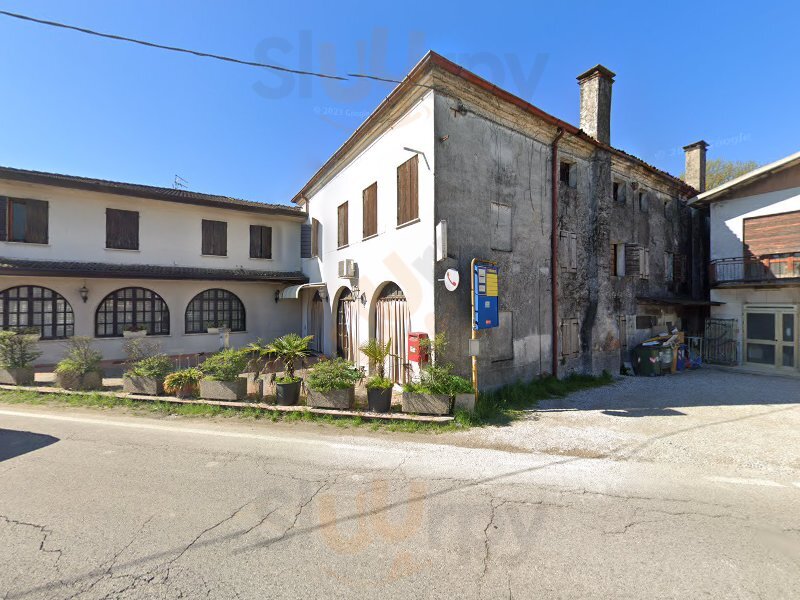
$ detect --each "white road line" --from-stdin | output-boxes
[707,476,785,488]
[0,408,396,454]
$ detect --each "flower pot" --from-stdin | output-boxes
[454,392,476,413]
[123,330,147,339]
[206,327,220,334]
[307,386,355,410]
[199,378,247,401]
[367,387,392,413]
[275,379,301,406]
[401,392,451,416]
[57,371,103,391]
[0,367,35,386]
[123,375,164,396]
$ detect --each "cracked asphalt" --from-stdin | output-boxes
[1,372,799,599]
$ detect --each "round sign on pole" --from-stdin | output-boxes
[443,268,460,291]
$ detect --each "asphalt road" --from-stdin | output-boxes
[1,404,798,599]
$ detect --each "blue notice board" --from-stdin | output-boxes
[473,261,499,330]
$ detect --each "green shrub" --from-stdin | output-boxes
[200,348,249,381]
[307,358,361,392]
[0,331,42,369]
[164,367,203,394]
[126,354,173,379]
[366,375,394,390]
[55,337,102,376]
[264,334,313,382]
[403,364,473,396]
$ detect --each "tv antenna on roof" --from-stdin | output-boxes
[173,174,189,189]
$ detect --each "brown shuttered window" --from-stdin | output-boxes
[362,183,378,239]
[397,154,419,226]
[4,198,49,244]
[249,225,272,259]
[337,202,349,248]
[743,210,800,256]
[202,219,227,256]
[311,218,320,257]
[106,208,139,250]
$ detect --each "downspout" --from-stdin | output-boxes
[550,127,564,378]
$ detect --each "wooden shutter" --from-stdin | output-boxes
[0,197,6,241]
[261,226,272,259]
[25,199,49,244]
[310,218,319,257]
[106,209,138,250]
[397,154,419,225]
[337,202,348,248]
[362,183,377,239]
[301,222,313,258]
[743,211,800,256]
[202,220,226,256]
[625,243,640,276]
[249,225,272,259]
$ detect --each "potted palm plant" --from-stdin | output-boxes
[306,358,361,409]
[264,333,313,406]
[0,331,42,386]
[360,338,393,413]
[55,337,104,391]
[164,367,203,398]
[123,354,173,395]
[198,348,249,400]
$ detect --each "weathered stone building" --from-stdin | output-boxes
[294,52,709,388]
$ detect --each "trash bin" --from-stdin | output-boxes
[633,345,662,376]
[659,346,674,373]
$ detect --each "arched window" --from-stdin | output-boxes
[185,289,245,333]
[95,287,170,338]
[0,286,74,340]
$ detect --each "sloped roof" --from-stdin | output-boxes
[0,165,304,218]
[691,150,800,205]
[292,51,696,204]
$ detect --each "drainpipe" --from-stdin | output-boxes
[551,127,564,378]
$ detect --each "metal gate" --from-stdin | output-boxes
[703,318,738,365]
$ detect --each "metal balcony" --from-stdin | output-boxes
[710,254,800,287]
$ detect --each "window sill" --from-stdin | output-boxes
[200,254,229,258]
[94,334,172,339]
[362,233,379,242]
[2,240,49,246]
[337,244,349,250]
[396,218,420,230]
[249,257,274,261]
[105,247,140,252]
[184,331,248,336]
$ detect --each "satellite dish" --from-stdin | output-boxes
[443,268,460,291]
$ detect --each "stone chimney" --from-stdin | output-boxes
[683,140,709,192]
[577,65,615,145]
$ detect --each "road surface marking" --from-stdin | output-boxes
[707,476,785,488]
[0,408,396,454]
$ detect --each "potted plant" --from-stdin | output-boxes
[122,325,148,339]
[205,321,221,334]
[263,333,313,406]
[306,358,361,409]
[198,348,249,400]
[360,338,393,413]
[123,353,173,395]
[164,367,203,398]
[55,336,104,391]
[0,331,42,385]
[401,334,458,415]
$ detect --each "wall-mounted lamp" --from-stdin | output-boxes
[79,284,89,303]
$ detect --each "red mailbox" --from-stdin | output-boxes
[408,332,429,364]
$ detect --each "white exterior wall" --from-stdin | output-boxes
[709,186,800,368]
[0,275,301,366]
[301,91,436,370]
[0,180,301,272]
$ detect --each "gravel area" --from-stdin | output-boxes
[448,368,800,476]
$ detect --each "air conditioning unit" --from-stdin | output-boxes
[338,259,356,279]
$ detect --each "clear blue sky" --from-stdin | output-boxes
[1,1,797,205]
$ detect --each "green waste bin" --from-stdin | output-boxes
[633,345,662,376]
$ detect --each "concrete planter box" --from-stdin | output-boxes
[123,375,164,396]
[0,367,35,386]
[122,330,147,339]
[307,386,355,410]
[199,378,246,401]
[241,372,265,397]
[57,371,103,391]
[454,392,476,413]
[401,392,452,415]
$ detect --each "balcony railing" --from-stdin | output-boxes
[710,253,800,285]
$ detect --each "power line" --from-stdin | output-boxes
[0,9,347,81]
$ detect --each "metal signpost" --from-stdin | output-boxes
[470,259,499,400]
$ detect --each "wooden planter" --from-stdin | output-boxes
[199,378,247,401]
[401,392,451,415]
[123,375,164,396]
[306,386,355,410]
[0,367,35,386]
[57,371,103,391]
